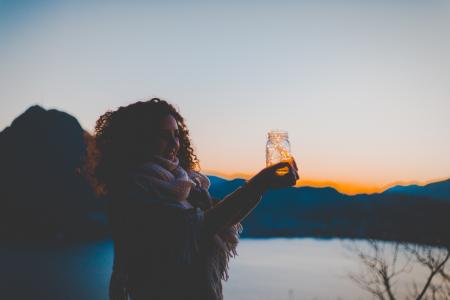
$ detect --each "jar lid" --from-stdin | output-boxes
[268,129,288,138]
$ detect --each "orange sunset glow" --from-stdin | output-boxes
[203,169,450,195]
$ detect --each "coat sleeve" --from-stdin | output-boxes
[202,181,264,238]
[121,175,207,267]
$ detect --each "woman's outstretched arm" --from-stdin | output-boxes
[202,160,299,237]
[202,180,265,237]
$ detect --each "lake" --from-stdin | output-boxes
[0,238,436,300]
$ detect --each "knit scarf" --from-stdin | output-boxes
[109,154,243,300]
[135,154,205,206]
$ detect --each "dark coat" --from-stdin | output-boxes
[108,174,218,300]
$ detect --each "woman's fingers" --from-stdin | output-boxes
[285,168,297,186]
[288,157,299,181]
[289,165,299,183]
[293,170,299,181]
[277,164,297,186]
[264,160,299,188]
[291,163,299,180]
[291,157,298,171]
[269,161,290,171]
[287,162,299,183]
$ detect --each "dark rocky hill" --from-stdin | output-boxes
[0,105,107,243]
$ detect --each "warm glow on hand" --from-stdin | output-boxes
[275,155,293,176]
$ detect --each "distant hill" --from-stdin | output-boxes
[0,105,107,243]
[208,176,246,200]
[384,179,450,201]
[207,175,450,246]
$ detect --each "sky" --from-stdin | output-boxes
[1,0,449,194]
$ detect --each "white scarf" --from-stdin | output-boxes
[133,154,211,207]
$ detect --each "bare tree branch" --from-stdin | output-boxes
[346,240,450,300]
[413,247,450,300]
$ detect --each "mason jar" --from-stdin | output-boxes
[266,130,291,175]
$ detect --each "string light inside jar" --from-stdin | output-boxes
[266,129,292,176]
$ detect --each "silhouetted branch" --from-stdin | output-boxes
[404,245,450,300]
[346,240,450,300]
[347,239,404,300]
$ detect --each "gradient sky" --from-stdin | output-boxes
[1,0,449,194]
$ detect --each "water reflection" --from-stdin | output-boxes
[344,240,450,300]
[0,238,448,300]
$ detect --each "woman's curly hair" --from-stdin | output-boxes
[83,98,200,196]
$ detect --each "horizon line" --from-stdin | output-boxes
[201,169,450,196]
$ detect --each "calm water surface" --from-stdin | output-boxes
[0,238,430,300]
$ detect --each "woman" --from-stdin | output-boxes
[86,98,299,300]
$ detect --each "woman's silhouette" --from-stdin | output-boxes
[86,98,299,300]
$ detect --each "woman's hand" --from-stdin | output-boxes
[246,157,300,194]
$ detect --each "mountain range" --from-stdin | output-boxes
[0,105,449,246]
[208,175,450,246]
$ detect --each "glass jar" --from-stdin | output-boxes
[266,130,291,175]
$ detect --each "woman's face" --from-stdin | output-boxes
[152,114,180,161]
